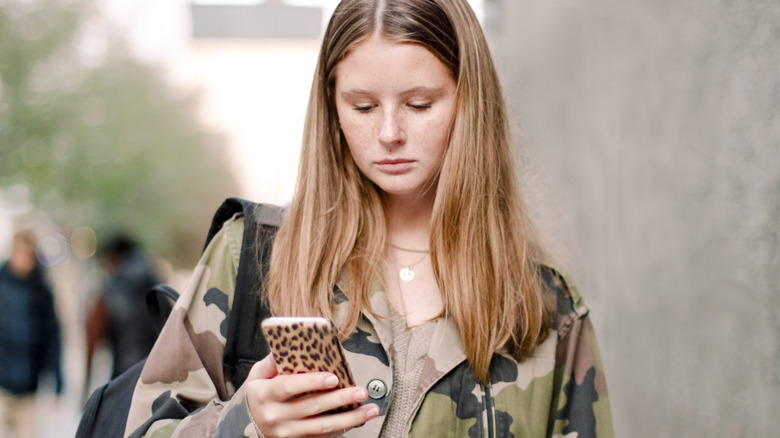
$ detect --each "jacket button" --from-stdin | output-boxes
[367,379,387,399]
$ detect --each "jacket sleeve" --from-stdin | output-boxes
[546,272,614,438]
[124,217,261,438]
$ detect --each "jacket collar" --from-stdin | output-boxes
[334,280,467,386]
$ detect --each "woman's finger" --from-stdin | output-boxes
[287,385,369,418]
[274,403,380,438]
[264,371,343,402]
[247,356,340,402]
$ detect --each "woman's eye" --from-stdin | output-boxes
[408,103,432,111]
[353,104,373,112]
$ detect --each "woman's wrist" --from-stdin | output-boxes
[250,414,267,438]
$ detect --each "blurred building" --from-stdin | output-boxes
[190,0,322,39]
[165,0,328,205]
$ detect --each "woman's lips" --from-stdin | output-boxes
[376,159,414,173]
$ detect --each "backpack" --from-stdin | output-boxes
[75,198,279,438]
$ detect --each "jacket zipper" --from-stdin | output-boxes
[483,383,495,438]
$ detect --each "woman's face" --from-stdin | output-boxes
[334,34,457,202]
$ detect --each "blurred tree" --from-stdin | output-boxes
[0,0,239,267]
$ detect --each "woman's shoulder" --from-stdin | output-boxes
[194,199,286,308]
[539,263,590,339]
[204,197,284,239]
[202,200,286,256]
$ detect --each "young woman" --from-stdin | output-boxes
[124,1,613,437]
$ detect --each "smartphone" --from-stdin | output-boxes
[261,316,360,412]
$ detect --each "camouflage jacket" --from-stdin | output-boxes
[125,213,613,438]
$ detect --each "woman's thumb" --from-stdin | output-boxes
[247,354,278,381]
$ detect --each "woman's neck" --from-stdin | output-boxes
[383,193,443,327]
[384,194,434,250]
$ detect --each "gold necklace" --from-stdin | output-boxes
[390,245,430,282]
[389,243,430,254]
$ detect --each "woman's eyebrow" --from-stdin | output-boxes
[339,90,373,100]
[339,86,446,100]
[399,86,446,98]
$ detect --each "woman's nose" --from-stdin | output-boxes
[378,111,405,147]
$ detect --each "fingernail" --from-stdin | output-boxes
[366,405,380,418]
[354,388,369,402]
[325,375,339,387]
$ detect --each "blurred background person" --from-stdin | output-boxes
[84,234,161,391]
[0,229,64,438]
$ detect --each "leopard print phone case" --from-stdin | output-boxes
[261,317,360,413]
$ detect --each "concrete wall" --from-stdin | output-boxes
[488,0,779,436]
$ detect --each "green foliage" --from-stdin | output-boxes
[0,0,239,267]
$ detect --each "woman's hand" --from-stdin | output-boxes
[246,355,380,438]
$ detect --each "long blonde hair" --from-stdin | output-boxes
[267,0,548,384]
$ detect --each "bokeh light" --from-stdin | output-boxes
[36,232,71,267]
[71,226,97,259]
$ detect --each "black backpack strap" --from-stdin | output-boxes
[206,198,284,390]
